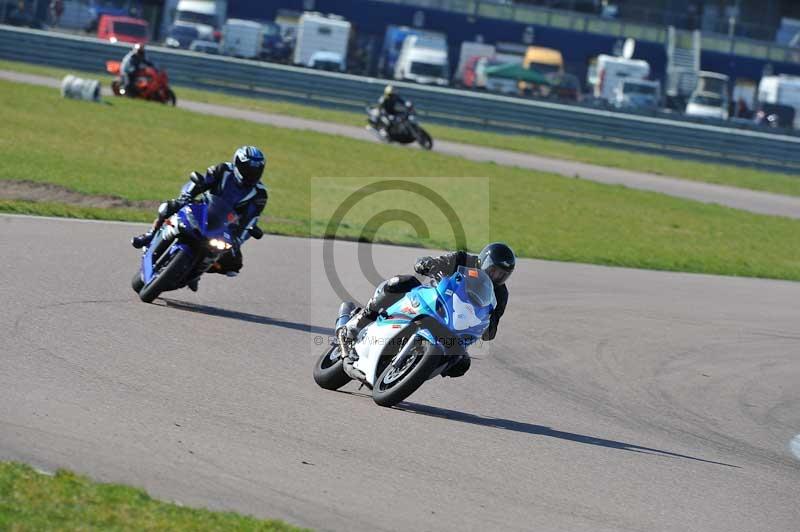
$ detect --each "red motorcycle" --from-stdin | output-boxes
[106,61,176,105]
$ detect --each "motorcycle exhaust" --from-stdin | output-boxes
[61,75,101,103]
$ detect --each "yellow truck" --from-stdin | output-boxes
[520,46,564,95]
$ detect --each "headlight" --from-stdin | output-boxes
[208,238,232,251]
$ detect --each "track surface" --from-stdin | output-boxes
[1,215,799,531]
[2,69,800,220]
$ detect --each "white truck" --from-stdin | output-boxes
[293,12,351,70]
[394,34,449,86]
[221,19,263,59]
[757,75,800,128]
[593,54,650,102]
[170,0,227,41]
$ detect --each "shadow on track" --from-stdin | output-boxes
[160,298,331,336]
[396,402,739,468]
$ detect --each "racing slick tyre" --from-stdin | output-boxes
[372,337,441,407]
[131,271,145,293]
[416,128,433,150]
[138,248,193,303]
[313,343,351,390]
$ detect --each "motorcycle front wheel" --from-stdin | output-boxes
[415,127,433,150]
[372,337,441,407]
[138,247,194,303]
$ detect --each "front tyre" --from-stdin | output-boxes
[131,271,144,293]
[416,128,433,150]
[313,344,351,390]
[138,248,193,303]
[372,338,441,407]
[167,89,177,106]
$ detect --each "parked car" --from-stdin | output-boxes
[189,40,220,54]
[614,79,661,110]
[97,15,148,44]
[308,51,345,71]
[685,91,729,120]
[164,23,200,49]
[754,102,795,129]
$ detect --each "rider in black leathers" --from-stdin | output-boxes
[338,243,515,378]
[131,146,268,289]
[374,84,408,136]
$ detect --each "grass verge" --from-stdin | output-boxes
[1,79,799,281]
[0,462,306,531]
[1,58,799,197]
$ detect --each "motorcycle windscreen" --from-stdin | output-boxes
[204,194,238,240]
[457,266,496,308]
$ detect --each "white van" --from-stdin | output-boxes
[594,54,650,102]
[758,75,800,128]
[293,12,351,68]
[173,0,226,41]
[394,34,449,86]
[221,19,263,59]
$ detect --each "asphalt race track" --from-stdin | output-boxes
[1,214,799,531]
[2,69,800,220]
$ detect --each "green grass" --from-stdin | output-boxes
[0,462,306,531]
[2,58,799,197]
[1,79,800,281]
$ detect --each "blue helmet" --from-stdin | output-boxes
[232,146,266,186]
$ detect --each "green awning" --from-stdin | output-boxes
[484,63,550,84]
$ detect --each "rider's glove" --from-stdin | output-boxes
[414,257,434,276]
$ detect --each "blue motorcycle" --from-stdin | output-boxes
[314,266,496,407]
[131,195,261,303]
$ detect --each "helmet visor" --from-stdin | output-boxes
[235,158,264,186]
[484,264,511,285]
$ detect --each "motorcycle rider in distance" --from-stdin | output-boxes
[375,84,408,138]
[131,146,268,290]
[120,43,155,97]
[337,242,515,378]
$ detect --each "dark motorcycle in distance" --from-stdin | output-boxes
[367,101,434,150]
[131,193,263,303]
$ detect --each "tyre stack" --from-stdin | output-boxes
[60,75,101,102]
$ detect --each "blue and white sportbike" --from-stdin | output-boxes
[131,195,262,303]
[313,266,496,407]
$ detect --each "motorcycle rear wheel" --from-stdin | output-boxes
[313,344,351,390]
[138,248,193,303]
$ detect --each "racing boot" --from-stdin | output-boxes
[132,199,184,249]
[337,306,378,343]
[187,278,199,292]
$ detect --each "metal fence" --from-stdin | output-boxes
[2,25,800,174]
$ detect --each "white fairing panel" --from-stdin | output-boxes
[353,323,407,386]
[452,293,480,330]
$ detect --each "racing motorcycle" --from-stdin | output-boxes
[313,266,495,407]
[367,101,434,150]
[106,60,176,105]
[131,193,263,303]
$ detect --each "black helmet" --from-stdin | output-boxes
[232,146,266,186]
[478,242,515,285]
